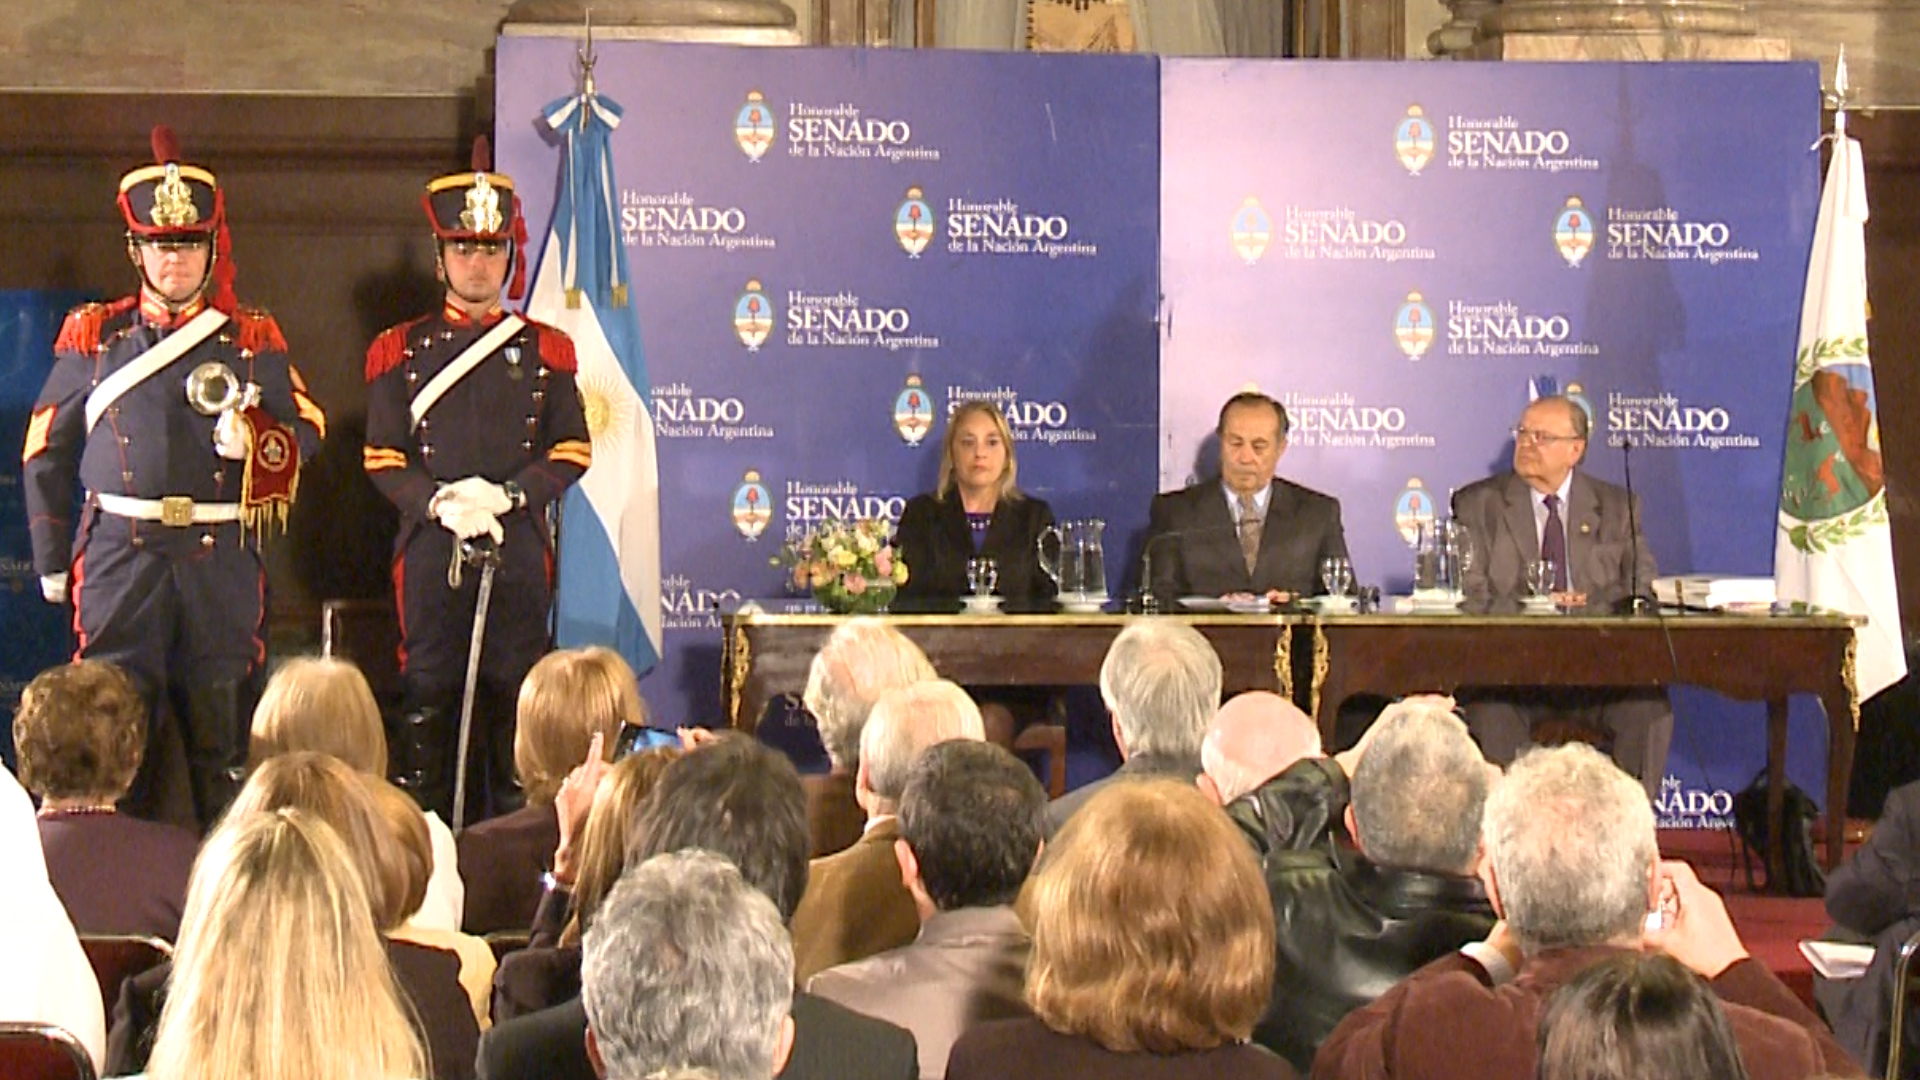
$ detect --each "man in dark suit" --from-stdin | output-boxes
[475,736,917,1080]
[1450,395,1672,797]
[1147,391,1349,603]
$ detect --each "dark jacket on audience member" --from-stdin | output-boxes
[790,816,920,983]
[38,811,199,941]
[1819,778,1920,1075]
[948,1015,1298,1080]
[1045,751,1201,832]
[1232,757,1496,1073]
[475,990,918,1080]
[456,803,560,935]
[107,940,480,1080]
[803,770,866,858]
[1312,947,1863,1080]
[894,492,1057,603]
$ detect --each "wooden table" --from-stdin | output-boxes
[720,603,1861,874]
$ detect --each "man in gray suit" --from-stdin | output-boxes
[1451,395,1672,797]
[808,740,1046,1080]
[1146,390,1349,604]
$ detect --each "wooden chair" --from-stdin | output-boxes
[320,598,403,706]
[0,1022,96,1080]
[78,935,171,1019]
[1014,722,1069,800]
[1886,926,1920,1079]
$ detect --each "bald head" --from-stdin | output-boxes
[1200,691,1322,805]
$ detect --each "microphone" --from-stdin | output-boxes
[1612,434,1655,616]
[1135,523,1246,614]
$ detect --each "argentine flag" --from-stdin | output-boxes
[530,87,662,676]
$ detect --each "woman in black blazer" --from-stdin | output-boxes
[895,399,1057,604]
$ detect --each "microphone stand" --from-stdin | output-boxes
[1613,435,1655,616]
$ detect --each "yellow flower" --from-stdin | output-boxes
[831,548,857,569]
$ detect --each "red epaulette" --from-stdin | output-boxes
[233,306,289,355]
[530,321,578,374]
[365,316,432,383]
[53,297,137,355]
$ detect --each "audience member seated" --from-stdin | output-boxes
[1199,689,1324,818]
[0,761,105,1073]
[251,655,463,930]
[130,808,427,1080]
[810,740,1047,1078]
[800,618,938,857]
[1231,700,1496,1071]
[369,775,498,1030]
[477,735,918,1080]
[1046,619,1221,830]
[109,753,480,1080]
[1817,776,1920,1076]
[492,747,679,1023]
[458,647,630,934]
[791,679,985,981]
[1313,744,1862,1080]
[949,779,1292,1079]
[583,850,796,1080]
[1538,952,1752,1080]
[14,659,198,940]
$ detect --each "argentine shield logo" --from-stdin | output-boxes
[735,92,775,162]
[896,187,934,257]
[1394,479,1438,547]
[1395,292,1435,359]
[894,376,935,446]
[732,471,773,540]
[1395,106,1435,176]
[735,280,773,351]
[1231,197,1272,266]
[1554,197,1594,268]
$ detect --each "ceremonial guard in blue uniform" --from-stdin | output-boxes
[363,139,592,824]
[22,126,325,827]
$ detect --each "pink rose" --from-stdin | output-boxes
[875,549,894,576]
[845,574,868,595]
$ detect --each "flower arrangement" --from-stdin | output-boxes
[781,517,909,615]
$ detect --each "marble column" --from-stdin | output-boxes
[501,0,802,46]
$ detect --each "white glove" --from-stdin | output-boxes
[444,476,512,516]
[213,408,249,461]
[439,502,504,545]
[41,574,68,604]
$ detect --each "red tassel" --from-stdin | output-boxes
[533,323,576,373]
[508,209,529,301]
[235,309,287,355]
[151,124,181,164]
[365,317,428,382]
[209,196,238,314]
[54,297,136,355]
[471,135,492,173]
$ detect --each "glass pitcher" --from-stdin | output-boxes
[1038,518,1107,602]
[1413,518,1473,597]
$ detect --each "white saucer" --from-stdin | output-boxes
[1521,596,1559,615]
[961,595,1004,614]
[1311,596,1359,615]
[1059,597,1109,614]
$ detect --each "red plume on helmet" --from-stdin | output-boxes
[118,124,236,313]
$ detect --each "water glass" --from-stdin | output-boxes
[1526,559,1558,598]
[966,556,999,596]
[1319,556,1354,597]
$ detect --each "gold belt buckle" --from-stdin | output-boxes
[159,496,195,527]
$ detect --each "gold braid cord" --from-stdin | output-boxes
[1311,623,1330,721]
[727,623,753,731]
[1843,632,1860,731]
[1275,622,1293,702]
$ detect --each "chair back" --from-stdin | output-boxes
[0,1022,96,1080]
[79,934,172,1018]
[1886,926,1920,1079]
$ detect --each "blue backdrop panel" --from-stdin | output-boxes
[1,290,89,765]
[1161,60,1823,824]
[498,41,1163,727]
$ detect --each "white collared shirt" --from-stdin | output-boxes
[1222,480,1271,525]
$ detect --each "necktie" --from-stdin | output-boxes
[1542,493,1569,591]
[1237,493,1262,574]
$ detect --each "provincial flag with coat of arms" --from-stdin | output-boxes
[1774,87,1906,700]
[529,84,663,677]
